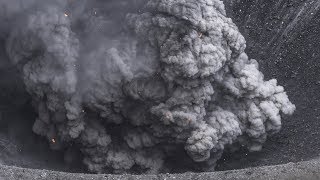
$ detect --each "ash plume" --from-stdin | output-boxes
[1,0,295,174]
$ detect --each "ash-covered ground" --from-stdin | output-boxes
[0,0,318,175]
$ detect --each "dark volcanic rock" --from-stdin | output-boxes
[1,158,320,180]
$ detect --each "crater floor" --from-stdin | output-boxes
[1,158,320,180]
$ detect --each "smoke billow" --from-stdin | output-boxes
[1,0,295,174]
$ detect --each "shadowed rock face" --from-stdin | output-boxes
[0,0,318,174]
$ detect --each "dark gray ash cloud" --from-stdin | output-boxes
[0,0,295,174]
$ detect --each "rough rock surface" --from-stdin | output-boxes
[0,158,320,180]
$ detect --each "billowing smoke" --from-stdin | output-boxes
[1,0,295,174]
